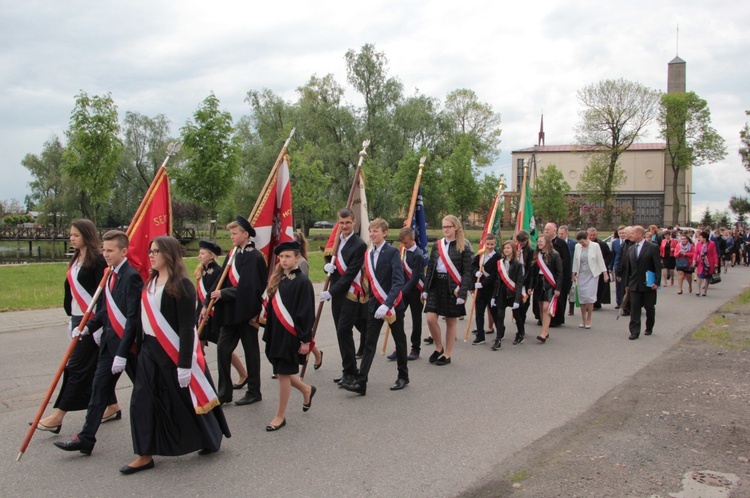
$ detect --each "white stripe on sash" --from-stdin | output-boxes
[437,238,462,287]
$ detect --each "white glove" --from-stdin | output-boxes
[421,292,428,300]
[490,298,496,307]
[323,263,336,274]
[319,290,332,302]
[71,325,88,339]
[474,282,483,289]
[177,367,191,388]
[475,271,482,278]
[112,356,127,375]
[512,302,520,310]
[374,304,389,320]
[456,298,465,305]
[92,329,103,346]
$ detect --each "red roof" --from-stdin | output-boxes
[512,143,666,153]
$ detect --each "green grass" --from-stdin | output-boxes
[0,263,69,312]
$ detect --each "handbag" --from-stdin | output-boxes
[710,271,722,285]
[675,257,694,273]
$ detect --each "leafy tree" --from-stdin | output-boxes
[441,136,479,224]
[728,195,750,225]
[576,154,628,203]
[121,111,173,190]
[21,136,67,226]
[174,93,240,237]
[443,89,502,166]
[475,172,506,228]
[699,205,714,227]
[715,209,731,228]
[532,164,570,225]
[289,145,334,235]
[62,91,123,223]
[740,110,750,191]
[575,79,660,209]
[658,91,727,223]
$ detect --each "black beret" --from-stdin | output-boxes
[274,241,301,255]
[235,215,256,237]
[198,240,222,256]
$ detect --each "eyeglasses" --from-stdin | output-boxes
[148,249,161,255]
[441,225,455,230]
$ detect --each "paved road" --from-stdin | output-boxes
[0,271,746,497]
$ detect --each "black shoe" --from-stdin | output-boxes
[266,419,286,432]
[568,311,574,316]
[423,337,434,344]
[198,448,217,456]
[471,329,478,335]
[355,350,364,360]
[120,459,154,475]
[428,349,444,364]
[390,378,409,391]
[621,311,630,316]
[335,374,355,386]
[644,330,653,336]
[536,335,547,344]
[235,394,262,406]
[303,386,316,412]
[101,410,122,423]
[313,350,324,370]
[614,305,621,309]
[628,334,639,340]
[435,356,451,366]
[472,337,485,345]
[407,349,420,360]
[491,340,502,351]
[386,351,397,360]
[536,319,542,325]
[30,422,62,434]
[232,378,248,390]
[512,336,524,345]
[485,329,494,335]
[341,380,366,395]
[53,438,93,455]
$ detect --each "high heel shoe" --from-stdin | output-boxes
[314,351,324,370]
[29,422,62,434]
[536,335,548,344]
[303,386,316,412]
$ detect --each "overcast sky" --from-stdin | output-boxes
[1,0,748,221]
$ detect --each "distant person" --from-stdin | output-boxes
[623,226,662,340]
[470,233,500,345]
[693,230,719,297]
[587,227,612,309]
[572,231,608,329]
[528,233,562,343]
[674,233,695,294]
[610,226,625,308]
[35,219,108,434]
[489,240,525,348]
[387,227,424,360]
[557,225,577,317]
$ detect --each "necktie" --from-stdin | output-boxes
[109,271,117,291]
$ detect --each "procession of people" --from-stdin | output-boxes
[31,212,735,474]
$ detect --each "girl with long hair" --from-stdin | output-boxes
[528,234,562,343]
[489,240,525,349]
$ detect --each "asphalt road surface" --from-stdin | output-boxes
[1,271,746,497]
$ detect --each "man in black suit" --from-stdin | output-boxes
[206,215,268,406]
[320,207,368,387]
[54,230,142,455]
[545,223,571,326]
[343,219,408,395]
[558,225,577,316]
[623,225,662,340]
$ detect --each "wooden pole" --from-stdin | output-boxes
[17,143,180,461]
[197,129,295,338]
[382,157,426,355]
[301,139,370,379]
[464,180,505,342]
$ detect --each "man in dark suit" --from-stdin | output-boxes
[320,207,368,387]
[558,225,577,316]
[545,222,571,326]
[343,219,408,395]
[54,230,142,455]
[623,225,662,340]
[206,215,268,406]
[387,227,424,360]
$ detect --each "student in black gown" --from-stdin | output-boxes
[262,241,316,431]
[122,236,230,475]
[36,219,108,433]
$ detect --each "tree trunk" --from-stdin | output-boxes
[672,166,681,226]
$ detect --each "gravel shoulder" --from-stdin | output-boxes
[462,291,750,498]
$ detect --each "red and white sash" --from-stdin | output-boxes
[67,264,95,314]
[196,276,215,317]
[269,290,315,348]
[105,273,126,339]
[402,259,424,292]
[437,238,462,287]
[497,260,516,292]
[364,248,403,324]
[334,240,364,297]
[141,281,219,414]
[537,254,558,316]
[226,248,241,287]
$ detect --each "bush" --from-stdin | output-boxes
[2,214,34,226]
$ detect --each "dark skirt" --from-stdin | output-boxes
[54,315,106,411]
[662,256,676,270]
[424,274,466,318]
[130,336,230,457]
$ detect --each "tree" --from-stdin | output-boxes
[289,144,334,235]
[62,91,123,223]
[532,164,570,225]
[699,206,714,227]
[575,79,660,209]
[658,91,727,223]
[740,110,750,190]
[443,89,502,166]
[121,111,172,190]
[728,195,750,225]
[441,136,479,224]
[174,93,240,237]
[21,136,67,226]
[575,154,628,204]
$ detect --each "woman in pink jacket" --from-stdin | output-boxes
[673,234,695,294]
[693,230,719,297]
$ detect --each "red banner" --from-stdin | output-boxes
[251,155,294,275]
[128,167,172,281]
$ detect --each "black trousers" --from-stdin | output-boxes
[332,297,366,377]
[628,289,657,337]
[77,342,135,447]
[217,322,261,401]
[474,290,493,333]
[491,303,525,340]
[403,289,423,351]
[358,309,408,383]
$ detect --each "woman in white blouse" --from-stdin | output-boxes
[572,231,608,329]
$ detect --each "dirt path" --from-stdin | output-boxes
[463,292,750,497]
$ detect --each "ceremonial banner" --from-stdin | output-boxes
[128,167,172,281]
[324,168,371,254]
[478,184,503,254]
[515,171,536,249]
[251,155,294,274]
[411,186,429,265]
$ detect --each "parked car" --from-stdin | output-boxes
[313,221,334,228]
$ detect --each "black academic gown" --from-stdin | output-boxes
[196,260,222,343]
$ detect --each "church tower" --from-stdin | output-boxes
[663,55,690,225]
